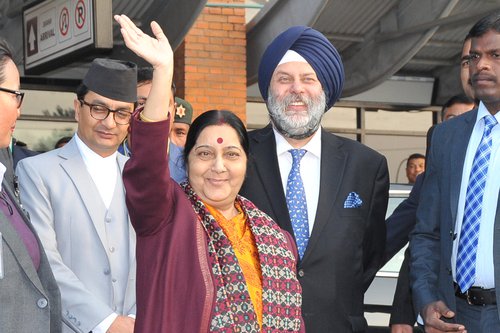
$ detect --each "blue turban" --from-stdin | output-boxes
[258,26,344,111]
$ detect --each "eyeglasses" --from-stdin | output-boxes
[0,86,24,108]
[79,100,133,125]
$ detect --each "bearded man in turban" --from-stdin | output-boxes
[240,26,389,332]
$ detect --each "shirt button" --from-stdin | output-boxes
[112,278,117,283]
[103,268,110,275]
[105,217,112,223]
[110,247,115,253]
[298,269,304,277]
[37,298,48,308]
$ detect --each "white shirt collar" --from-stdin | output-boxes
[74,133,118,166]
[476,101,500,125]
[273,126,322,158]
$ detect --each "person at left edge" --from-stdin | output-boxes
[114,14,304,333]
[16,58,137,332]
[0,39,61,333]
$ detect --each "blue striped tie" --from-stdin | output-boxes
[456,114,498,292]
[286,149,309,259]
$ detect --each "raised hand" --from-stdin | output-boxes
[114,14,173,121]
[114,14,173,70]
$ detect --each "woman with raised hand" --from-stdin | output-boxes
[114,14,304,333]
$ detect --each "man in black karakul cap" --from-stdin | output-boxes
[16,58,139,333]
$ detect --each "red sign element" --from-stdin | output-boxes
[75,0,86,29]
[59,7,69,36]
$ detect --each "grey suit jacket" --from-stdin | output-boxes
[16,138,136,333]
[410,108,500,319]
[0,180,61,332]
[240,125,389,332]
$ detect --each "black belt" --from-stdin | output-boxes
[454,282,497,306]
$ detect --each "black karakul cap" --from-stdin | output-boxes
[83,58,138,103]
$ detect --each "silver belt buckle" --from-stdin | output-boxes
[465,290,473,305]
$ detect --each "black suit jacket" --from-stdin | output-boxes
[240,125,389,332]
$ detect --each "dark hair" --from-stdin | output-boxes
[75,83,89,100]
[137,67,153,85]
[0,39,14,85]
[184,110,249,165]
[137,66,176,95]
[54,136,72,149]
[468,12,500,38]
[441,93,475,119]
[406,153,425,167]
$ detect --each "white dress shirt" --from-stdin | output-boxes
[452,102,500,288]
[75,134,118,209]
[274,127,321,235]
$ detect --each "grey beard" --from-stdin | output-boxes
[267,90,326,140]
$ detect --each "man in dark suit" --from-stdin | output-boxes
[240,26,389,332]
[386,94,475,333]
[410,13,500,333]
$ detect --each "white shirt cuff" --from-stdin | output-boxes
[93,313,118,333]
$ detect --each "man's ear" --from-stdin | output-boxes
[74,99,81,122]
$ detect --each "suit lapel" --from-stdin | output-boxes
[0,182,46,294]
[58,140,109,248]
[449,110,477,226]
[250,126,293,235]
[302,130,346,261]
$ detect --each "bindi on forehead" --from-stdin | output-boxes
[217,137,223,144]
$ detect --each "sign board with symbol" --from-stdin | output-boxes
[23,0,112,74]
